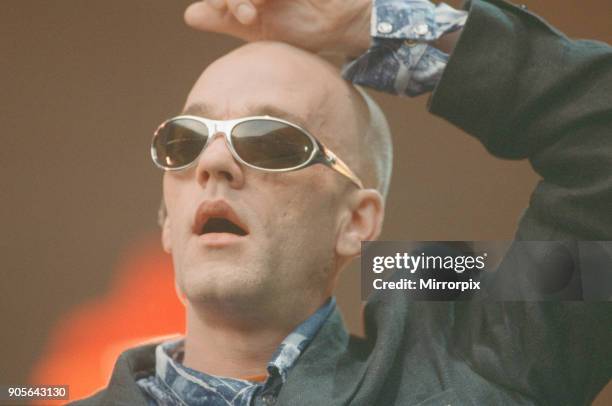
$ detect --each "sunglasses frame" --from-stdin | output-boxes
[151,115,364,189]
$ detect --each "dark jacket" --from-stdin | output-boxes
[72,0,612,404]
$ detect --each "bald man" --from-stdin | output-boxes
[73,0,612,405]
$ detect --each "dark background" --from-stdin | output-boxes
[1,0,610,403]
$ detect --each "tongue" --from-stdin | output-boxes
[202,217,247,236]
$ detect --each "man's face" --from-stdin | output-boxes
[162,43,363,317]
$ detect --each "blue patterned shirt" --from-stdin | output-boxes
[136,298,336,406]
[343,0,468,96]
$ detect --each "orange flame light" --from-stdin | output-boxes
[29,237,185,403]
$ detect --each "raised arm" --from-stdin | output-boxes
[427,0,612,241]
[412,1,612,402]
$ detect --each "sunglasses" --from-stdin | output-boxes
[151,115,363,188]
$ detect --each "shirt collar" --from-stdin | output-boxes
[266,297,336,382]
[152,297,336,401]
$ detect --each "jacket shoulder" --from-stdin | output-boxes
[67,341,159,405]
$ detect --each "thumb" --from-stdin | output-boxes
[184,1,255,39]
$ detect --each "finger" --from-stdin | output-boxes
[250,0,266,5]
[185,2,229,31]
[184,2,210,30]
[184,1,256,40]
[226,0,258,25]
[206,0,227,10]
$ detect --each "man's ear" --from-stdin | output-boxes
[336,189,384,258]
[162,216,173,254]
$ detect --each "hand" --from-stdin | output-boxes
[184,0,372,56]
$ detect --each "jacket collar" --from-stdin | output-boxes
[276,307,368,406]
[95,342,157,405]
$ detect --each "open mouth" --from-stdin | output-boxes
[200,217,248,236]
[193,200,249,241]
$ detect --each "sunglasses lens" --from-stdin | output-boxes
[152,119,208,169]
[231,120,314,169]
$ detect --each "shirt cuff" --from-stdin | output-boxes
[343,1,467,97]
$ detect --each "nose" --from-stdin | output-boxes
[195,132,245,189]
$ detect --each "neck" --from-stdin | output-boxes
[182,297,326,378]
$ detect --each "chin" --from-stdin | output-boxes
[177,263,269,306]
